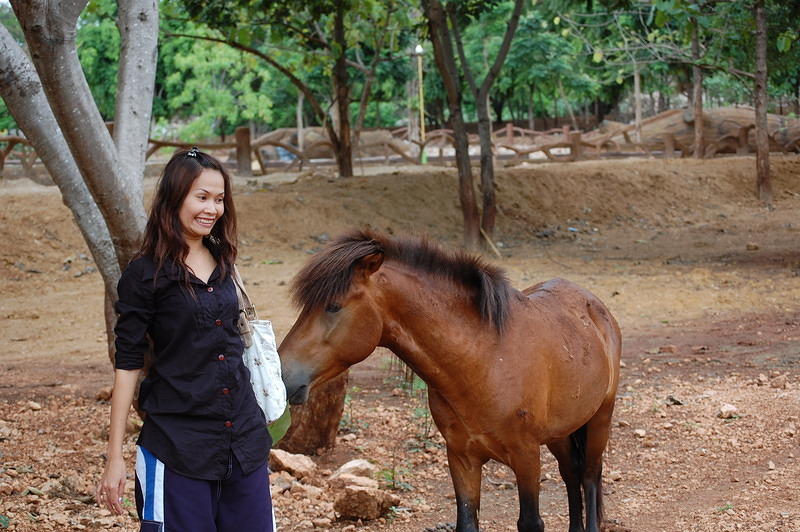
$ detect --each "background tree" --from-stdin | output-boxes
[175,0,409,178]
[448,0,525,242]
[422,0,480,249]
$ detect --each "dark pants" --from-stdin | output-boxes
[134,446,274,532]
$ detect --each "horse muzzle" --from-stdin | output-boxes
[282,366,312,405]
[286,382,309,405]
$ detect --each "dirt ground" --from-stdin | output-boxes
[1,155,799,531]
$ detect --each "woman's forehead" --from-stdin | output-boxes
[191,168,225,192]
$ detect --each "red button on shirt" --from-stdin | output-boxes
[207,287,214,293]
[224,421,233,428]
[218,354,225,361]
[215,319,222,326]
[222,388,230,395]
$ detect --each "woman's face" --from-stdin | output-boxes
[178,168,226,241]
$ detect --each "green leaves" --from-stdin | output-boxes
[268,407,291,444]
[777,30,796,53]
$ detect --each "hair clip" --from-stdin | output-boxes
[187,146,199,158]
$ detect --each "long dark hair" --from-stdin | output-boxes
[138,149,237,286]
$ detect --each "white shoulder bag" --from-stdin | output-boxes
[232,266,287,425]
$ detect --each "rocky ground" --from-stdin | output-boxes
[1,155,799,531]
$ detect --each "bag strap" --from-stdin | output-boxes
[232,265,258,321]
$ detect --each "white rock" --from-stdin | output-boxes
[329,459,377,481]
[718,404,739,419]
[633,429,647,438]
[269,449,317,479]
[327,473,379,490]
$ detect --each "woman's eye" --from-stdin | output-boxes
[325,303,341,313]
[216,197,224,203]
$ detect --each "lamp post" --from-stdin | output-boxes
[414,44,427,164]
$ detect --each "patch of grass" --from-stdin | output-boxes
[716,503,733,513]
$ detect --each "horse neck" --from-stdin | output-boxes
[377,263,494,390]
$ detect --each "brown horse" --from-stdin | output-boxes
[278,230,621,532]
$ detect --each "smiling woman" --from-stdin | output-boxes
[95,148,276,531]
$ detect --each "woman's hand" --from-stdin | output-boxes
[96,369,141,515]
[96,456,127,514]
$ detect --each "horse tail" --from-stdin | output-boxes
[569,423,604,526]
[569,423,587,474]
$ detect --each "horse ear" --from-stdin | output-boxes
[355,252,384,280]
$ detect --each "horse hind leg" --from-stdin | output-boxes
[547,436,585,532]
[581,399,616,532]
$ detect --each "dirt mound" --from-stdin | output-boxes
[236,156,800,249]
[3,156,800,283]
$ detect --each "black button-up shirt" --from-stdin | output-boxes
[114,255,270,480]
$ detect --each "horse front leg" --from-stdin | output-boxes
[511,448,545,532]
[429,389,483,532]
[445,448,483,532]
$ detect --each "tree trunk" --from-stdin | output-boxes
[297,91,304,150]
[422,0,480,250]
[558,78,578,131]
[10,1,157,365]
[691,18,705,158]
[114,0,158,188]
[754,0,772,205]
[447,0,524,244]
[0,24,120,336]
[475,94,496,241]
[332,5,353,178]
[633,59,642,143]
[277,373,348,454]
[527,84,534,130]
[12,0,149,270]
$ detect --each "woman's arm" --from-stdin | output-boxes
[95,368,141,515]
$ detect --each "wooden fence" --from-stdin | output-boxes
[3,112,800,178]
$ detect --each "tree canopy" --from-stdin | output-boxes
[4,0,797,138]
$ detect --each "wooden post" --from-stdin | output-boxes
[569,132,583,161]
[737,126,750,155]
[562,124,570,140]
[505,122,513,142]
[663,133,675,158]
[235,126,252,176]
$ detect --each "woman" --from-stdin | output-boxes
[96,148,274,531]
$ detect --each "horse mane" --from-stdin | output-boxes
[291,229,515,333]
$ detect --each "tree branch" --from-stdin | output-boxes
[478,0,525,99]
[447,5,478,98]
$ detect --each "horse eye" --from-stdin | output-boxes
[325,303,342,313]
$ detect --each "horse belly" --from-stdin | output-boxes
[515,282,620,441]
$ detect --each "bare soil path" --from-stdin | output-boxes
[0,155,798,531]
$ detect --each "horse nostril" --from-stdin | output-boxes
[288,384,309,405]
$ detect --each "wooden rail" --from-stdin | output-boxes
[4,110,800,178]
